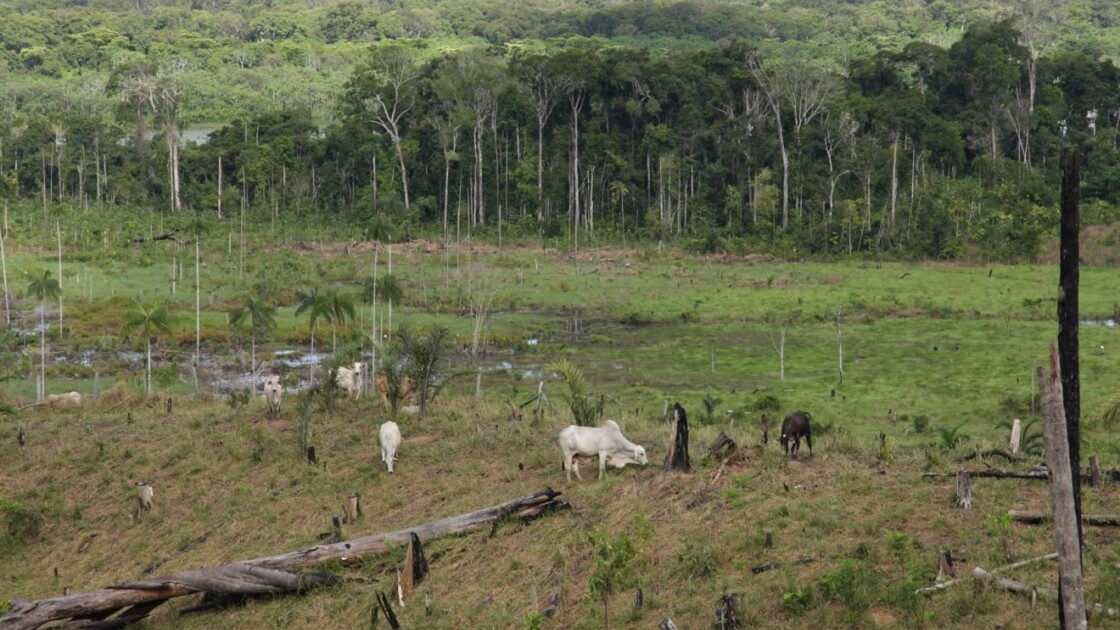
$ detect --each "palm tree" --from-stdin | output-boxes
[323,288,356,354]
[296,287,332,384]
[26,270,60,402]
[229,295,277,395]
[120,298,175,399]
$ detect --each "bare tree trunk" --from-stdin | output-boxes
[1039,342,1088,630]
[1058,151,1083,547]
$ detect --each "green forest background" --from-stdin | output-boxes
[2,0,1119,259]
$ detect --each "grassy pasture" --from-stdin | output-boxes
[3,206,1120,627]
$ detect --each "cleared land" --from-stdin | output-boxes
[2,227,1120,628]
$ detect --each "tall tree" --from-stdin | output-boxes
[512,53,572,218]
[353,44,421,210]
[746,54,791,228]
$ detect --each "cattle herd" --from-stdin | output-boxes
[246,371,816,477]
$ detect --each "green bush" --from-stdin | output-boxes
[780,585,813,615]
[818,558,877,612]
[0,498,44,549]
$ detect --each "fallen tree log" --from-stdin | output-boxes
[922,468,1120,482]
[916,553,1056,595]
[972,567,1117,617]
[1007,510,1120,527]
[2,488,567,630]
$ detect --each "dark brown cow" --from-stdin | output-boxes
[780,411,813,456]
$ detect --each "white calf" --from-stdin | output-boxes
[263,375,283,418]
[335,362,366,399]
[380,420,401,473]
[559,420,648,482]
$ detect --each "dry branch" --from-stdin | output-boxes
[916,553,1056,595]
[2,488,567,630]
[972,567,1117,618]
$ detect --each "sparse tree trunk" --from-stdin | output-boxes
[1058,151,1083,546]
[955,471,972,508]
[1039,342,1088,630]
[662,402,690,472]
[1009,419,1022,454]
[0,210,9,325]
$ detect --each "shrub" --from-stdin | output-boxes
[780,585,813,615]
[818,558,877,612]
[0,498,44,549]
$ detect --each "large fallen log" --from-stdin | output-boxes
[921,468,1120,482]
[1007,510,1120,527]
[2,488,567,630]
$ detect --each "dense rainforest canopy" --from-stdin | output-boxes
[2,0,1120,260]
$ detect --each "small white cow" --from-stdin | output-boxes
[46,391,82,407]
[135,481,154,512]
[559,420,648,482]
[263,375,283,418]
[335,362,366,399]
[380,421,401,473]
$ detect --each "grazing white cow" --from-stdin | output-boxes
[135,481,154,512]
[559,420,648,482]
[46,391,82,407]
[263,375,283,418]
[379,421,402,473]
[335,362,366,399]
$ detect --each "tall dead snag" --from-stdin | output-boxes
[1058,151,1083,546]
[399,532,429,601]
[955,471,972,508]
[2,489,566,630]
[661,402,690,472]
[1039,343,1088,629]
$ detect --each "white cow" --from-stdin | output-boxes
[559,420,648,482]
[335,362,366,399]
[380,420,402,473]
[263,375,283,418]
[46,391,82,407]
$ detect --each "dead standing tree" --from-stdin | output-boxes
[1039,343,1088,629]
[662,402,690,472]
[2,489,567,629]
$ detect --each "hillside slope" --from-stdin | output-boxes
[3,391,1119,628]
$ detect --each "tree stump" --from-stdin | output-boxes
[661,402,691,472]
[399,532,429,601]
[346,493,362,521]
[715,592,741,629]
[543,592,560,618]
[659,619,680,630]
[1090,456,1102,487]
[635,587,643,608]
[1009,418,1022,454]
[955,471,972,508]
[307,446,317,464]
[708,432,737,459]
[936,549,957,583]
[760,415,769,445]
